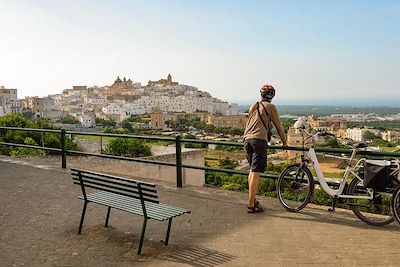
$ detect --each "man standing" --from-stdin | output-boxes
[244,84,287,213]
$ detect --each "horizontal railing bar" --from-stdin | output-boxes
[0,127,61,133]
[181,163,341,186]
[271,145,400,157]
[180,138,244,146]
[0,142,61,152]
[66,150,177,167]
[1,127,398,158]
[67,131,175,141]
[180,163,279,179]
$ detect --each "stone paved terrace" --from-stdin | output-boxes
[1,156,400,267]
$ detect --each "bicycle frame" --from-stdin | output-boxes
[305,147,373,200]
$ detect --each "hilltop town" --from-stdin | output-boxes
[1,76,399,149]
[0,74,239,126]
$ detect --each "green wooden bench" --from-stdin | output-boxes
[70,168,191,255]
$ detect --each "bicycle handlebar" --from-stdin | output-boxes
[297,127,335,139]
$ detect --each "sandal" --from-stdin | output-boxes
[247,199,265,213]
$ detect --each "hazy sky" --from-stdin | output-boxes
[1,0,399,105]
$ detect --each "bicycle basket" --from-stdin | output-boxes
[363,160,391,191]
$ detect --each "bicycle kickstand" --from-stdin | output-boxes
[328,196,337,212]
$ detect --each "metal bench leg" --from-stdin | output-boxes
[78,201,88,234]
[105,207,111,227]
[137,217,148,255]
[164,218,173,246]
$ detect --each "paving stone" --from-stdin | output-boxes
[2,157,400,266]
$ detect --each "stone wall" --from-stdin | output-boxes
[66,149,205,187]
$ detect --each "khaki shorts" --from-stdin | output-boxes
[244,138,267,172]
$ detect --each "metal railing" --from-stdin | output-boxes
[1,126,400,187]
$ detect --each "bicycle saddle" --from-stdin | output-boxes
[355,142,368,149]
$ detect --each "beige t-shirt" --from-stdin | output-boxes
[243,101,287,145]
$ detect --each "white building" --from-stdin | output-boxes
[382,131,400,143]
[346,128,381,142]
[22,96,54,118]
[0,86,18,114]
[79,111,96,128]
[102,103,122,115]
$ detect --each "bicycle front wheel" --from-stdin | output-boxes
[391,185,400,225]
[277,163,314,212]
[347,177,394,226]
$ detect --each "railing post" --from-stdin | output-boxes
[61,128,66,168]
[100,136,103,154]
[175,135,183,188]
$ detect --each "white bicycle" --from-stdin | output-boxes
[277,122,400,226]
[391,182,400,225]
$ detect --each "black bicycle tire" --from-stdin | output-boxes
[391,185,400,225]
[347,177,394,226]
[277,163,314,212]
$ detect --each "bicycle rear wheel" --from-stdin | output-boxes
[391,185,400,225]
[277,163,314,212]
[347,177,395,226]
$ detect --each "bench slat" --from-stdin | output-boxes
[82,195,146,217]
[85,195,165,221]
[72,177,159,202]
[72,172,140,189]
[71,168,156,188]
[73,182,149,203]
[147,202,191,214]
[85,191,189,220]
[90,191,189,218]
[72,172,159,203]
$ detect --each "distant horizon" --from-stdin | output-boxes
[236,97,400,108]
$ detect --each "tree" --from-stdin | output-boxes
[10,137,45,156]
[281,118,295,133]
[20,109,35,120]
[183,134,207,148]
[105,138,151,158]
[124,114,144,123]
[326,137,340,148]
[121,121,133,132]
[0,114,79,156]
[96,118,116,127]
[363,130,378,141]
[218,157,238,169]
[59,117,78,124]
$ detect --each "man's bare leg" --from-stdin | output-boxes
[248,170,261,207]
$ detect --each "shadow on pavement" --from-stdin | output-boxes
[160,245,236,267]
[268,208,400,232]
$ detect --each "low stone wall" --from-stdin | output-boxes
[65,149,205,187]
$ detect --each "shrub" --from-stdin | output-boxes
[183,134,207,149]
[0,114,80,156]
[222,183,242,191]
[205,171,223,186]
[311,189,333,206]
[10,137,45,156]
[44,134,61,149]
[218,157,238,169]
[105,138,151,158]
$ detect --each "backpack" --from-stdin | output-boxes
[363,159,397,191]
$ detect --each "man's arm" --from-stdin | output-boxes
[244,103,256,132]
[269,104,287,146]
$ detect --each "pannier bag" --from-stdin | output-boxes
[363,159,392,191]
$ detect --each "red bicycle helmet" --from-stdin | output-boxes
[260,84,275,100]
